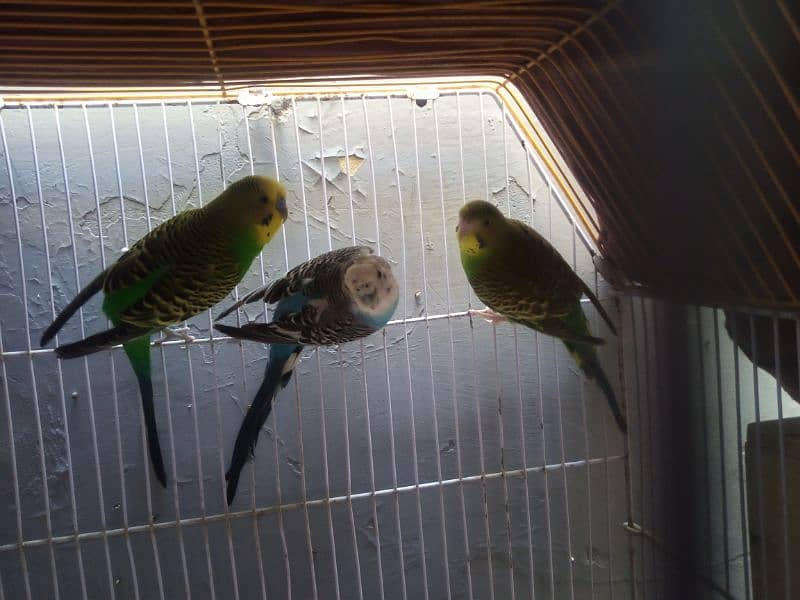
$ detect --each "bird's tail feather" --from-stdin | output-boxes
[41,269,107,347]
[564,340,627,434]
[55,323,150,359]
[226,344,302,505]
[124,335,167,488]
[215,322,297,345]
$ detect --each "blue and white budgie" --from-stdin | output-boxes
[214,246,399,505]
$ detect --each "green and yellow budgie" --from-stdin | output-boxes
[40,175,288,486]
[456,200,626,433]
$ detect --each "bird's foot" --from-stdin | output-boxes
[468,307,507,325]
[158,326,196,345]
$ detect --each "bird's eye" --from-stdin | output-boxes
[260,195,269,204]
[261,215,272,226]
[484,219,490,226]
[455,225,459,232]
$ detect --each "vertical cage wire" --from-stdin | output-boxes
[156,101,193,600]
[712,309,731,594]
[2,110,64,600]
[445,90,476,600]
[238,100,271,600]
[0,323,31,600]
[549,180,576,600]
[289,95,321,600]
[313,95,344,600]
[0,91,636,599]
[472,91,496,600]
[265,97,295,599]
[410,95,452,600]
[355,94,386,600]
[771,315,791,599]
[731,314,752,600]
[42,103,92,600]
[386,94,431,599]
[361,94,408,600]
[749,315,769,598]
[131,103,167,600]
[205,100,242,600]
[338,95,367,600]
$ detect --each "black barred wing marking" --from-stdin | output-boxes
[217,246,372,320]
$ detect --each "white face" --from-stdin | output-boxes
[344,255,399,317]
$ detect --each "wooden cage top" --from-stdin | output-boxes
[1,0,798,313]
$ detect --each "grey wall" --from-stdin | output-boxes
[0,93,633,599]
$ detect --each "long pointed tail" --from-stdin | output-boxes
[56,323,150,359]
[124,336,167,488]
[41,269,107,347]
[226,344,302,505]
[564,340,627,434]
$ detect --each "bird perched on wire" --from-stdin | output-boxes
[214,246,399,505]
[456,200,626,433]
[40,175,289,487]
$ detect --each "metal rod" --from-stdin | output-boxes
[339,94,367,600]
[81,102,120,600]
[749,315,769,600]
[386,93,431,600]
[362,93,408,600]
[107,103,142,600]
[772,315,791,600]
[730,314,752,599]
[411,94,453,600]
[30,102,91,600]
[712,310,731,593]
[159,102,195,600]
[0,455,628,553]
[207,100,245,600]
[267,100,295,600]
[518,134,540,600]
[358,93,387,600]
[2,106,62,600]
[641,300,658,599]
[474,91,496,600]
[498,101,517,600]
[290,96,321,600]
[237,101,270,600]
[549,181,576,600]
[629,296,645,599]
[0,323,32,600]
[132,102,167,600]
[452,90,476,600]
[314,94,344,600]
[575,222,596,598]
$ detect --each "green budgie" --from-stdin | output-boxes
[456,200,626,433]
[40,175,288,486]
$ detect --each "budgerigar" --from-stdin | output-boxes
[214,246,399,505]
[40,175,288,487]
[456,200,626,433]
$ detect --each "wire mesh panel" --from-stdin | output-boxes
[0,91,633,599]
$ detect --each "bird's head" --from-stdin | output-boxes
[456,200,506,256]
[345,252,399,324]
[214,175,288,246]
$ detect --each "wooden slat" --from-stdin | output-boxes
[0,0,797,312]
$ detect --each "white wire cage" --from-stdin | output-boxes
[0,87,654,600]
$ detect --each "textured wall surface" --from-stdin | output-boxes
[0,93,633,599]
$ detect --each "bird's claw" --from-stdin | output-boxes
[468,307,507,325]
[158,326,196,345]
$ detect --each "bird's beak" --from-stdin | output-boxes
[276,195,288,221]
[456,215,471,240]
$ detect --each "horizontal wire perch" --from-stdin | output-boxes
[0,455,628,554]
